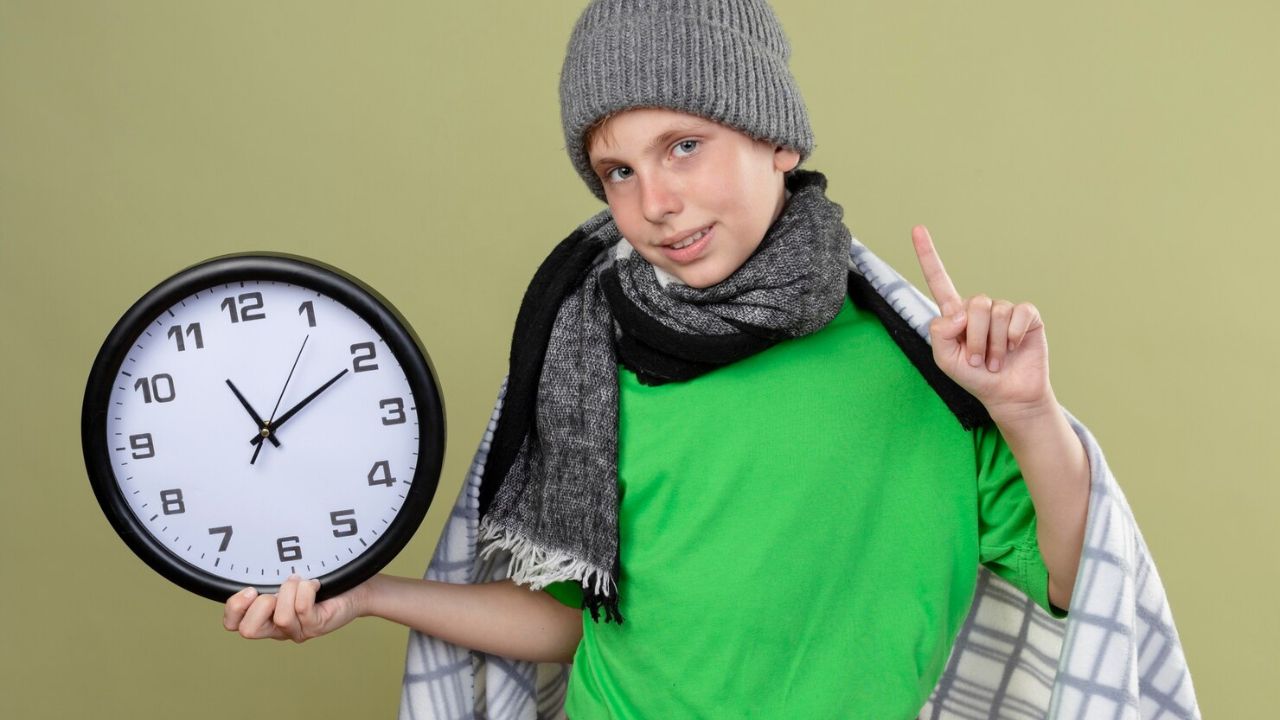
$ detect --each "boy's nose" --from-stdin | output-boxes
[639,174,682,223]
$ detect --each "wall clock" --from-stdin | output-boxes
[81,253,445,602]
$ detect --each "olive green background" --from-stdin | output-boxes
[2,1,1273,717]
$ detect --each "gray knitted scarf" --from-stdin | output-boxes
[477,170,851,623]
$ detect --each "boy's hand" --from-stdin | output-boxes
[910,225,1054,423]
[222,575,365,643]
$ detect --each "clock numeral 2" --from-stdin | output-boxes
[350,342,378,373]
[330,509,358,537]
[160,488,185,515]
[221,292,266,324]
[367,460,396,487]
[209,525,233,552]
[166,322,204,351]
[277,536,302,562]
[380,398,406,425]
[134,374,176,404]
[129,433,155,459]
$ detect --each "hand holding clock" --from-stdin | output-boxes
[225,575,365,642]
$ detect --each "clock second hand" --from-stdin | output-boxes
[250,334,309,465]
[249,368,350,448]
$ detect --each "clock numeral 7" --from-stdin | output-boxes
[166,322,204,351]
[330,509,358,537]
[277,536,302,562]
[220,292,266,324]
[208,525,233,552]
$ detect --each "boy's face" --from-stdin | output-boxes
[587,108,801,289]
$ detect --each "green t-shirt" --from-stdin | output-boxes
[543,295,1065,719]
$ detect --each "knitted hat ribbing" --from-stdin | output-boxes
[559,0,815,201]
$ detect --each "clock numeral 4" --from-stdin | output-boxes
[129,433,155,459]
[209,525,233,552]
[160,488,185,515]
[380,398,406,425]
[134,374,176,404]
[367,460,396,487]
[330,509,358,538]
[277,536,302,562]
[166,322,204,351]
[350,342,379,373]
[221,291,266,324]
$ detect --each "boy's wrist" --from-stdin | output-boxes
[354,573,385,618]
[987,390,1061,430]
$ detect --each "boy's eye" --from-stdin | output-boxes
[674,139,699,156]
[605,166,633,183]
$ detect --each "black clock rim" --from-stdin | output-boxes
[81,252,446,603]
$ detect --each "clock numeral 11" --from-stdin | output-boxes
[166,322,204,351]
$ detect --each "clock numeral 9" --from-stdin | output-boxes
[221,292,266,324]
[299,301,317,327]
[160,488,185,515]
[380,398,406,425]
[166,322,204,351]
[330,509,358,537]
[134,374,176,404]
[209,525,233,552]
[277,536,302,562]
[350,342,379,373]
[367,460,396,487]
[129,433,155,459]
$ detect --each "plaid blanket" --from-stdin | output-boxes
[397,237,1201,720]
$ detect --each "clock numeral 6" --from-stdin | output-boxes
[367,460,396,487]
[277,536,302,562]
[160,488,185,515]
[221,291,266,324]
[134,374,176,404]
[330,509,358,537]
[380,398,406,425]
[350,342,379,373]
[129,433,155,459]
[166,322,204,352]
[209,525,233,552]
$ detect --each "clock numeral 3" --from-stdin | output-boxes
[134,374,176,404]
[380,398,406,425]
[160,488,185,515]
[351,342,379,373]
[209,525,233,552]
[367,460,396,487]
[277,536,302,562]
[330,509,358,537]
[166,322,204,351]
[220,292,266,324]
[129,433,155,459]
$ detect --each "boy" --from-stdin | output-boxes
[225,1,1199,718]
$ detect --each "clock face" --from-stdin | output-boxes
[83,255,444,602]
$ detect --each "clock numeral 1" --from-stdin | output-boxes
[209,525,233,552]
[160,488,185,515]
[299,300,317,327]
[380,398,406,425]
[367,460,396,487]
[350,342,379,373]
[129,433,155,459]
[330,509,358,537]
[221,291,266,324]
[277,536,302,562]
[134,374,176,404]
[166,322,204,351]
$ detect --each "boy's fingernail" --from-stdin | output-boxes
[988,357,1001,372]
[969,353,983,367]
[243,587,257,598]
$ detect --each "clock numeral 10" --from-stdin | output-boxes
[221,291,266,324]
[367,460,396,487]
[277,536,302,562]
[350,342,379,373]
[330,509,358,537]
[160,488,185,515]
[129,433,155,459]
[166,322,204,351]
[134,374,176,404]
[209,525,233,552]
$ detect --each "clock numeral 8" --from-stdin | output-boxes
[330,509,358,537]
[160,488,185,515]
[277,536,302,562]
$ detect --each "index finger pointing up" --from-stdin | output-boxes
[911,225,963,316]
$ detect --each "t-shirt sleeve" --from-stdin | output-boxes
[543,580,585,610]
[974,423,1069,619]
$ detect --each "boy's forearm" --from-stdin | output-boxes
[359,574,583,664]
[990,391,1091,611]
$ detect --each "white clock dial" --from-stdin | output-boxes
[104,281,421,584]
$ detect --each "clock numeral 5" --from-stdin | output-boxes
[134,374,176,404]
[380,398,406,425]
[160,488,185,515]
[351,342,379,373]
[330,509,358,537]
[367,460,396,487]
[166,322,204,352]
[277,536,302,562]
[220,291,266,324]
[209,525,233,552]
[129,433,155,459]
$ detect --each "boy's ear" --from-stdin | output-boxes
[774,146,802,173]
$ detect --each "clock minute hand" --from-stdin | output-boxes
[249,368,350,446]
[225,379,281,447]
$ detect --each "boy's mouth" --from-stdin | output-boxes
[661,223,714,263]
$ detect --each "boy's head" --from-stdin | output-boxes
[559,0,814,288]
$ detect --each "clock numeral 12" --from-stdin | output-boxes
[277,536,302,562]
[221,292,266,324]
[134,374,176,404]
[330,509,358,537]
[367,460,396,487]
[209,525,233,552]
[166,322,204,351]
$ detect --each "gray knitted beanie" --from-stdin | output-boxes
[560,0,815,201]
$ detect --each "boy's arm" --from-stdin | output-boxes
[224,574,583,665]
[910,226,1090,611]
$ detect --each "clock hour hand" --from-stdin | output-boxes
[225,379,281,448]
[249,368,350,447]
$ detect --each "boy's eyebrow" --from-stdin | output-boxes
[590,120,712,173]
